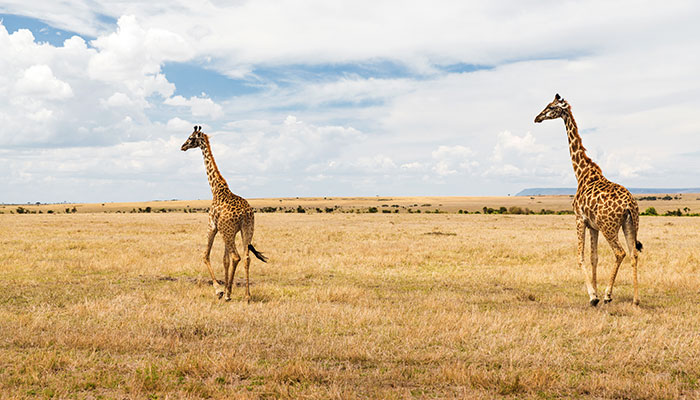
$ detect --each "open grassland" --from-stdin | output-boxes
[1,212,700,399]
[3,193,700,215]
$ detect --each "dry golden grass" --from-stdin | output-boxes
[3,193,700,214]
[1,211,700,398]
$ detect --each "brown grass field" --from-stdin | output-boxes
[1,199,700,398]
[3,193,700,215]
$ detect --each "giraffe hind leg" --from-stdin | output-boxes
[225,234,241,301]
[622,215,640,305]
[603,230,626,304]
[222,242,230,301]
[589,228,599,295]
[241,216,254,304]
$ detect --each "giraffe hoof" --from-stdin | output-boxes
[216,291,224,299]
[589,298,600,307]
[246,296,251,304]
[633,299,640,306]
[225,296,231,302]
[603,298,612,304]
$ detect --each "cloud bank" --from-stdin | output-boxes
[1,1,699,202]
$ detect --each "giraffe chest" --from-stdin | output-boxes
[573,189,602,228]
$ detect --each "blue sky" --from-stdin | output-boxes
[1,2,699,203]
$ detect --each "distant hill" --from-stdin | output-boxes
[516,188,700,196]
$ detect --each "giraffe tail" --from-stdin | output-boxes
[248,244,268,263]
[625,208,643,252]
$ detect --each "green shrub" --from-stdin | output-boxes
[641,207,658,216]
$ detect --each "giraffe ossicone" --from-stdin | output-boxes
[181,125,268,303]
[535,94,642,306]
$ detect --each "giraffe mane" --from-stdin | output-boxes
[565,106,603,178]
[202,134,225,183]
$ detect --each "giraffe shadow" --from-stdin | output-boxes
[598,296,661,313]
[245,292,272,303]
[155,275,259,289]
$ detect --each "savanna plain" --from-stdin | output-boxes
[1,197,700,399]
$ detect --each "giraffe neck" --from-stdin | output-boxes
[562,110,603,185]
[200,135,229,199]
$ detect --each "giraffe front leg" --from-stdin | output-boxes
[576,218,598,306]
[203,226,224,299]
[203,256,224,299]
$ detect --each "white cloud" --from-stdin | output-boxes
[166,117,195,132]
[164,95,223,119]
[430,145,477,176]
[9,1,693,75]
[492,131,547,162]
[101,92,143,108]
[87,15,187,99]
[2,3,700,201]
[15,64,73,99]
[356,154,397,172]
[177,116,365,184]
[400,162,425,170]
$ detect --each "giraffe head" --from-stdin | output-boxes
[534,94,570,123]
[181,125,205,151]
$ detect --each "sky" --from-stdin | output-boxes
[1,1,699,203]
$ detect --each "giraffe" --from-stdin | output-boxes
[181,125,268,303]
[535,94,643,306]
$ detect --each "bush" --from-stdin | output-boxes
[641,207,658,216]
[296,206,306,213]
[368,207,378,213]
